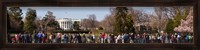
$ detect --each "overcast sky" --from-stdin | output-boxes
[13,7,155,21]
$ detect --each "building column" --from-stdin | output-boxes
[62,21,63,29]
[67,22,69,29]
[62,21,64,29]
[64,21,66,28]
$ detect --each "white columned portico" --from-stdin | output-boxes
[56,18,81,30]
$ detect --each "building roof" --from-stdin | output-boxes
[56,18,81,22]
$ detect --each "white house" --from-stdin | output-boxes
[56,18,81,30]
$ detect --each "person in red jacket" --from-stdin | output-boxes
[100,32,105,43]
[11,37,15,43]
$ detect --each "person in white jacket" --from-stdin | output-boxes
[61,34,65,43]
[115,34,121,43]
[92,34,96,43]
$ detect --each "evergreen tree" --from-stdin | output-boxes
[23,8,37,34]
[7,7,24,31]
[73,21,80,30]
[164,19,175,33]
[113,7,135,33]
[164,7,189,33]
[42,11,59,32]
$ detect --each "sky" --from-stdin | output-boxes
[15,7,155,21]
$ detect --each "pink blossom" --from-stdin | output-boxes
[174,9,193,33]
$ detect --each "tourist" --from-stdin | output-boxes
[141,33,146,43]
[121,33,125,43]
[123,33,129,43]
[73,34,77,43]
[157,34,162,43]
[177,33,182,43]
[138,34,143,43]
[170,34,175,43]
[56,32,62,43]
[188,33,193,43]
[77,33,82,43]
[82,33,87,43]
[114,35,117,43]
[100,33,106,43]
[104,33,107,43]
[34,32,38,43]
[64,34,69,43]
[48,33,53,43]
[15,34,19,43]
[146,34,150,43]
[129,33,134,43]
[135,34,140,43]
[61,33,68,43]
[189,34,193,43]
[61,33,65,43]
[18,33,22,43]
[28,33,32,43]
[69,34,73,43]
[110,34,115,43]
[42,32,47,43]
[149,34,152,43]
[87,33,92,43]
[98,35,101,43]
[152,34,156,43]
[106,34,111,43]
[164,33,170,43]
[92,33,96,43]
[21,32,24,43]
[185,33,190,43]
[115,34,121,43]
[11,37,15,43]
[37,31,43,43]
[181,33,186,43]
[23,32,28,43]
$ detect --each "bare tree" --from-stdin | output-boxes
[100,14,115,33]
[88,14,97,28]
[80,14,99,30]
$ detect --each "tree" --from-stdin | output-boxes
[80,18,90,30]
[174,7,193,33]
[23,8,37,34]
[42,11,59,33]
[113,7,135,33]
[128,8,154,34]
[34,17,43,32]
[98,27,103,30]
[100,14,115,33]
[164,7,190,33]
[154,7,169,32]
[99,8,118,33]
[88,14,97,28]
[131,10,149,24]
[7,7,24,31]
[73,21,80,30]
[164,19,175,33]
[80,14,99,30]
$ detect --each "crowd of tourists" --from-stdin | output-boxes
[8,31,193,44]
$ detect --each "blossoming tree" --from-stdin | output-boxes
[174,8,193,33]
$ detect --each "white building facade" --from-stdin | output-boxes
[56,18,81,30]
